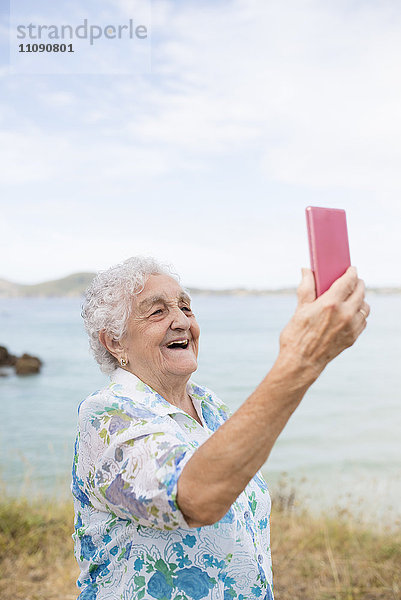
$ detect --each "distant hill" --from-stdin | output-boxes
[0,273,96,298]
[0,273,399,298]
[0,274,297,297]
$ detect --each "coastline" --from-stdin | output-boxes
[0,273,400,298]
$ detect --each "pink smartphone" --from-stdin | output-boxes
[306,206,351,297]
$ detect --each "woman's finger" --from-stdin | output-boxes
[347,279,367,313]
[327,266,359,302]
[357,300,370,321]
[297,268,316,305]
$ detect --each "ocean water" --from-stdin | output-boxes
[1,292,400,525]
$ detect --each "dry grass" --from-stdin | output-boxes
[0,497,78,600]
[271,504,401,600]
[1,494,400,600]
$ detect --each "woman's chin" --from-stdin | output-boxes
[172,360,198,377]
[161,349,198,376]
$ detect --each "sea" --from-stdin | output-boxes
[1,292,400,527]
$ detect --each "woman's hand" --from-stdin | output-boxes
[278,266,370,381]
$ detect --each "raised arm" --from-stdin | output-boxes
[177,266,370,527]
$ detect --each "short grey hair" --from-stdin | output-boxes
[82,256,180,374]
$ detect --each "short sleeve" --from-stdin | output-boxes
[76,395,195,530]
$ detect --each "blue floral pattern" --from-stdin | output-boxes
[72,368,273,599]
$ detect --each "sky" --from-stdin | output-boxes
[1,0,401,289]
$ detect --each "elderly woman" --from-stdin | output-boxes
[72,256,369,600]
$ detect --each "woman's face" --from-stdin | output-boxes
[122,274,200,386]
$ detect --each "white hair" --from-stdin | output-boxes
[81,256,180,374]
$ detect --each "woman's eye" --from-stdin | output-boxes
[181,306,192,313]
[151,309,163,316]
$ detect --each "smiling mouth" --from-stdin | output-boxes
[165,339,190,350]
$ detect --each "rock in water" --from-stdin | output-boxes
[15,353,42,375]
[0,346,16,366]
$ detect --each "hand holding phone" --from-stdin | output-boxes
[305,206,351,297]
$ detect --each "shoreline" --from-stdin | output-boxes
[1,272,400,298]
[2,470,400,532]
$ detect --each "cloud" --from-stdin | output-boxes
[3,0,401,189]
[145,0,401,191]
[39,91,77,107]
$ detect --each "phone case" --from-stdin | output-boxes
[306,206,351,297]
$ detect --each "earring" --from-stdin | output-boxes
[120,358,127,367]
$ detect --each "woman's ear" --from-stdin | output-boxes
[98,330,124,362]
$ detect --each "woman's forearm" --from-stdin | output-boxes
[177,267,369,527]
[177,351,318,527]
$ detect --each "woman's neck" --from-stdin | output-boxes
[123,367,203,426]
[125,367,191,409]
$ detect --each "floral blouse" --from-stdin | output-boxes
[72,368,274,600]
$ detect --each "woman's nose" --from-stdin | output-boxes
[170,307,190,329]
